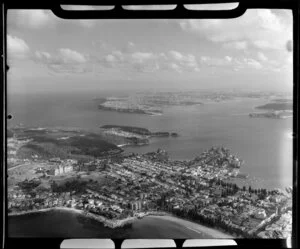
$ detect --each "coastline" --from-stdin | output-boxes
[147,215,234,239]
[8,207,135,229]
[8,207,83,217]
[8,208,232,238]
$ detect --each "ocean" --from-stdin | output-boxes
[7,90,293,190]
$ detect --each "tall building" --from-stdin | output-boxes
[47,165,73,176]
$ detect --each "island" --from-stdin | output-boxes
[255,101,292,111]
[100,125,179,147]
[250,100,293,119]
[98,97,162,116]
[249,111,292,119]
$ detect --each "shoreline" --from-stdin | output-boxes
[8,208,233,237]
[147,215,234,239]
[8,207,136,229]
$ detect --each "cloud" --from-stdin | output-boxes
[225,56,232,62]
[167,51,199,71]
[98,44,268,74]
[179,9,292,51]
[59,48,87,63]
[168,63,182,73]
[131,52,155,61]
[7,35,30,59]
[244,58,262,69]
[121,42,136,53]
[34,48,89,73]
[257,52,268,62]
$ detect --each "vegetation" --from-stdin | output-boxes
[15,128,122,160]
[51,179,88,194]
[101,125,151,135]
[18,179,41,192]
[256,102,292,111]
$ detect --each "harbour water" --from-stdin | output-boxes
[8,210,230,238]
[7,90,293,238]
[7,91,293,190]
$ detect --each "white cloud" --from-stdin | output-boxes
[257,52,268,62]
[179,9,292,51]
[99,44,268,73]
[59,48,87,63]
[168,63,182,73]
[105,54,116,63]
[34,48,89,73]
[243,58,262,69]
[131,52,155,61]
[7,35,30,59]
[169,50,184,61]
[112,50,124,61]
[225,56,232,62]
[167,51,199,71]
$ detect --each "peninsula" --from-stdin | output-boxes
[100,125,178,147]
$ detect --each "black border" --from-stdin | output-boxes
[1,1,299,248]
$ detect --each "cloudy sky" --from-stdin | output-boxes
[7,6,293,94]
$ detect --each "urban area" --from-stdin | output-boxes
[7,130,292,239]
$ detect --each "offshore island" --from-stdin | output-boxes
[249,99,293,119]
[7,127,292,238]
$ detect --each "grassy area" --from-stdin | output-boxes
[256,102,293,111]
[13,128,122,160]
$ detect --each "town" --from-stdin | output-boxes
[7,135,292,238]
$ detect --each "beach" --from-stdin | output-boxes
[147,215,233,239]
[8,208,233,238]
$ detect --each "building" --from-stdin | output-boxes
[47,165,73,176]
[81,164,97,172]
[254,209,267,219]
[49,157,61,163]
[131,200,142,211]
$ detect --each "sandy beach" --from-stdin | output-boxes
[148,215,233,238]
[8,207,83,216]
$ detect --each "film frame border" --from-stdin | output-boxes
[1,0,299,248]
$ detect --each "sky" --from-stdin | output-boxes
[6,5,293,94]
